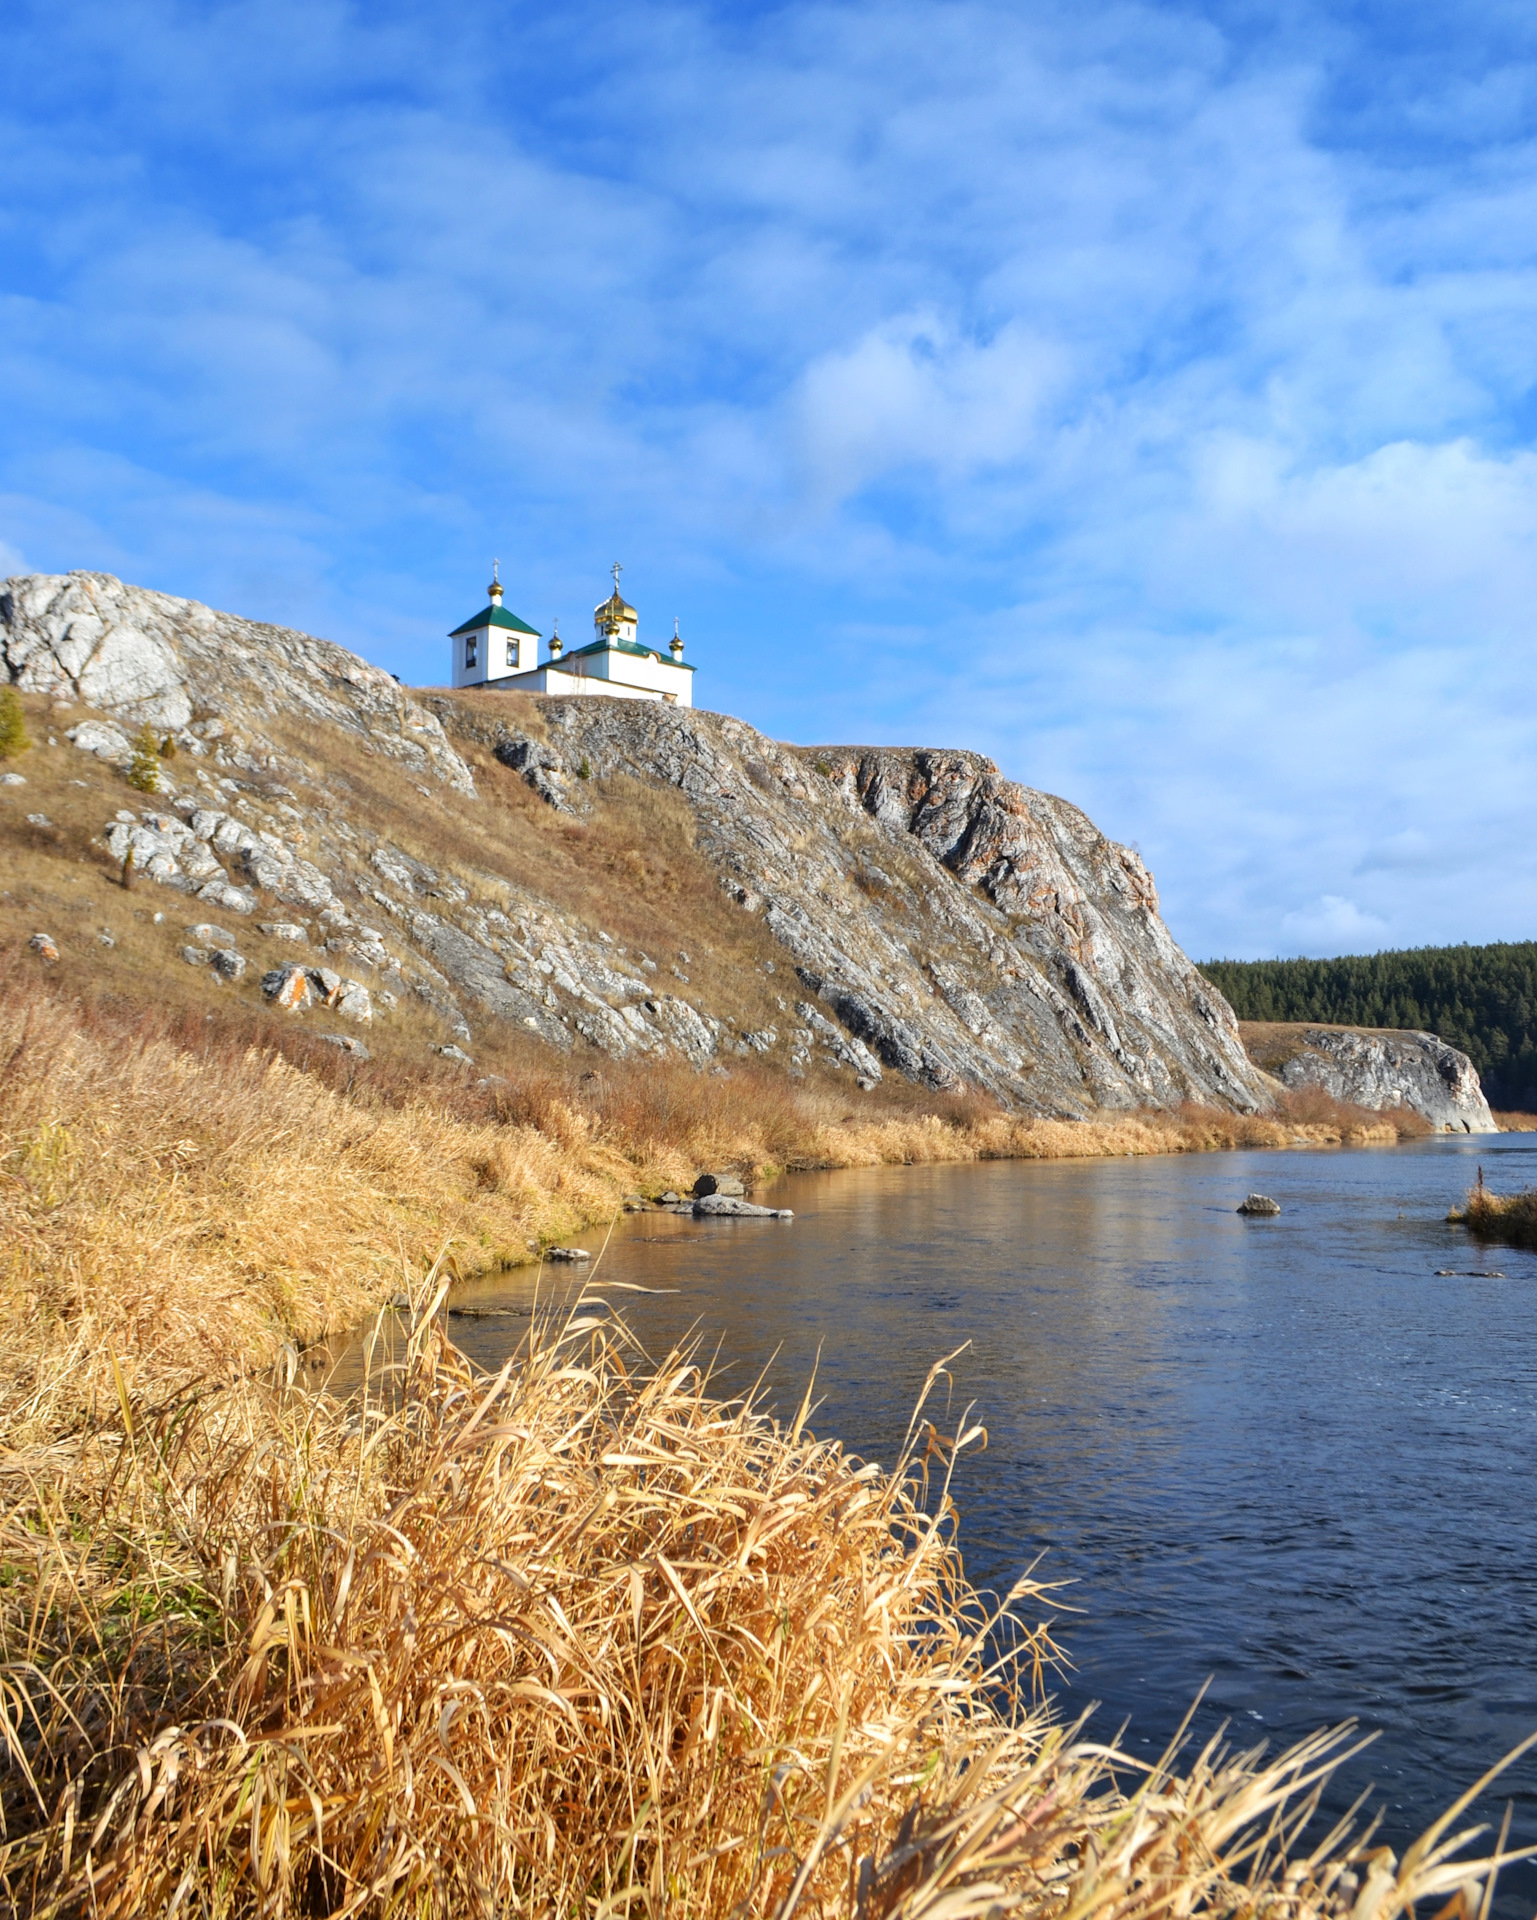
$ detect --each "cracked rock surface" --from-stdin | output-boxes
[461,698,1273,1113]
[1274,1028,1496,1133]
[3,569,1274,1115]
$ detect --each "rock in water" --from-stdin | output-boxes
[545,1246,591,1262]
[1237,1194,1282,1216]
[692,1195,794,1218]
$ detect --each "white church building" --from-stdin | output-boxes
[450,564,695,707]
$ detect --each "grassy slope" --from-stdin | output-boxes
[0,698,1436,1444]
[0,713,1519,1917]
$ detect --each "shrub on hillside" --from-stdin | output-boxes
[0,684,29,760]
[126,721,162,792]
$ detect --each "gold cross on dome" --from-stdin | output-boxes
[611,561,623,596]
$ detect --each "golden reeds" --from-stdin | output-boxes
[1448,1174,1537,1248]
[4,1293,1528,1919]
[0,970,1422,1453]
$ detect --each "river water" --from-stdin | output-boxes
[375,1133,1537,1898]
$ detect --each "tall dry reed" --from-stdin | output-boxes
[1448,1174,1537,1249]
[3,1292,1528,1919]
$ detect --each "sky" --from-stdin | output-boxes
[3,0,1536,962]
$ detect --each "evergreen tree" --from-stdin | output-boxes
[1201,943,1537,1108]
[0,684,30,760]
[126,722,162,794]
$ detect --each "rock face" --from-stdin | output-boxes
[1,570,1275,1117]
[1263,1027,1497,1133]
[2,571,472,791]
[479,700,1270,1112]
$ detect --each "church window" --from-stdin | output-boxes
[506,638,517,666]
[466,635,477,669]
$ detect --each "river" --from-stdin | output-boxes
[367,1132,1537,1901]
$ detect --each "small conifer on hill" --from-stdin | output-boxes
[127,722,162,794]
[0,684,30,760]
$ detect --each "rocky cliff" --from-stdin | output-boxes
[1239,1023,1497,1134]
[1,570,1273,1116]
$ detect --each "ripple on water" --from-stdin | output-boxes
[340,1135,1537,1915]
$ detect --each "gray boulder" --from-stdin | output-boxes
[692,1195,793,1218]
[67,718,134,764]
[317,1033,370,1059]
[262,964,313,1010]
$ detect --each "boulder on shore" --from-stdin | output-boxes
[692,1172,746,1198]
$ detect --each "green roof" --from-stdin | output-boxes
[449,603,540,638]
[559,636,696,671]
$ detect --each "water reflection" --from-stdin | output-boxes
[338,1135,1537,1907]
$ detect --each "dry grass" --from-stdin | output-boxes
[3,1295,1529,1920]
[0,859,1528,1911]
[1492,1113,1537,1133]
[1448,1174,1537,1248]
[0,960,1434,1457]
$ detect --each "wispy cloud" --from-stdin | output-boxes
[2,0,1536,957]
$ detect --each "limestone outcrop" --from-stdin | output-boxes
[467,700,1270,1112]
[1247,1025,1497,1134]
[2,571,473,792]
[3,569,1277,1116]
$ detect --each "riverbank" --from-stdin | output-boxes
[13,1302,1517,1919]
[1,969,1423,1442]
[2,976,1523,1915]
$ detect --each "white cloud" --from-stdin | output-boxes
[3,0,1537,959]
[1279,896,1391,954]
[793,314,1067,507]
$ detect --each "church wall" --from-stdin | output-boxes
[498,663,693,707]
[450,626,536,689]
[575,648,693,704]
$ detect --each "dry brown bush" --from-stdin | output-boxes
[3,1300,1528,1919]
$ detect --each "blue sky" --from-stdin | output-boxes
[4,0,1537,961]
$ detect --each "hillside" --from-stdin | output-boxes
[1203,944,1537,1109]
[1,569,1271,1117]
